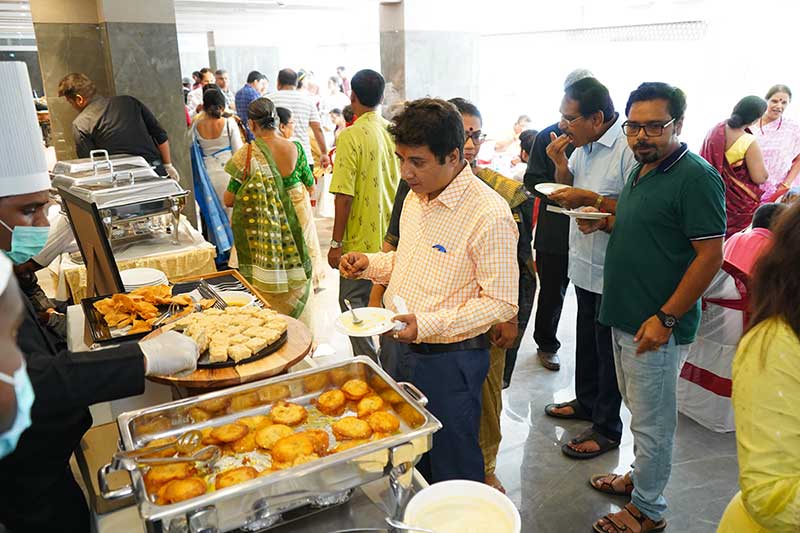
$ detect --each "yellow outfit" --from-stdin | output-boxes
[718,318,800,532]
[725,133,755,166]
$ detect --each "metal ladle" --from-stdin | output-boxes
[384,518,434,532]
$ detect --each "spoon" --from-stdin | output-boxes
[119,429,202,460]
[344,298,363,325]
[384,517,434,532]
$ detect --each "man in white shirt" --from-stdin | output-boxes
[214,69,235,112]
[187,67,214,118]
[542,77,636,460]
[267,68,330,170]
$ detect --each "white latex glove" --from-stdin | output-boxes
[140,330,199,376]
[164,163,180,181]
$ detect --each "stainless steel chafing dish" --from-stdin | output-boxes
[52,150,188,247]
[99,357,441,533]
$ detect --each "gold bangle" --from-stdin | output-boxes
[594,194,603,209]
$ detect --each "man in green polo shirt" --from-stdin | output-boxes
[328,69,400,359]
[577,82,725,533]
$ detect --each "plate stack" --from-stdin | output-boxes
[120,268,168,292]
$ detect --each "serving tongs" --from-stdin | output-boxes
[198,279,227,310]
[111,430,221,469]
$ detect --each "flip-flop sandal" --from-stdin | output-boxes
[543,399,592,421]
[589,472,634,496]
[592,503,667,533]
[561,428,619,459]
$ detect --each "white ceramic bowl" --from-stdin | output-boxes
[219,290,256,307]
[404,479,521,533]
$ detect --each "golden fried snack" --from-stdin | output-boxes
[187,407,211,423]
[197,397,230,413]
[256,384,290,403]
[215,466,258,490]
[128,320,152,335]
[394,403,425,429]
[366,411,400,434]
[254,424,293,450]
[200,427,220,445]
[269,401,308,426]
[341,379,370,401]
[316,389,346,416]
[144,463,196,492]
[229,391,260,412]
[170,294,193,307]
[237,415,271,431]
[295,429,329,455]
[210,423,249,443]
[331,439,369,454]
[332,416,373,440]
[357,395,384,419]
[270,434,315,463]
[229,432,258,454]
[378,389,404,405]
[156,477,206,505]
[368,375,391,392]
[139,437,176,459]
[302,373,329,393]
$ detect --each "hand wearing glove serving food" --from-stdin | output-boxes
[139,330,199,376]
[164,163,180,181]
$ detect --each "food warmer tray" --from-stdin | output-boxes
[99,357,442,533]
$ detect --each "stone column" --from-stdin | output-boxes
[207,31,217,72]
[30,0,194,222]
[379,0,480,107]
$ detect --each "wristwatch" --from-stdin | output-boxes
[656,310,678,329]
[329,239,343,249]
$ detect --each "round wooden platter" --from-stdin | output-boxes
[146,316,312,390]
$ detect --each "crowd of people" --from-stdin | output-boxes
[0,55,797,533]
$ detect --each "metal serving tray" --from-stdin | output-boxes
[100,357,441,533]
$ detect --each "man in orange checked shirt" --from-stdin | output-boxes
[340,98,519,483]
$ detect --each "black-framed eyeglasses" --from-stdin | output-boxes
[465,130,487,144]
[622,118,675,137]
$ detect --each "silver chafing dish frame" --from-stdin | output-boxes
[99,356,442,533]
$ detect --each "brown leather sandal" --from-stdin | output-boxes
[592,503,667,533]
[590,472,634,496]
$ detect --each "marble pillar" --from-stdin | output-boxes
[30,0,194,222]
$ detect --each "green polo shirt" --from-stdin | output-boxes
[599,144,726,345]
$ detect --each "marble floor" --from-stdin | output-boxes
[311,215,739,533]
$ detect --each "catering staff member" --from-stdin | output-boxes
[0,62,198,533]
[57,72,180,180]
[340,98,519,483]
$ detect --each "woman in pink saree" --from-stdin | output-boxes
[752,85,800,202]
[700,96,769,238]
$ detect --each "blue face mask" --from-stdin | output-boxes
[0,219,49,265]
[0,359,34,459]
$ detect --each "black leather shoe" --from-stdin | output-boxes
[538,350,560,371]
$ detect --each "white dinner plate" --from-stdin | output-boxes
[334,307,397,337]
[561,209,612,220]
[534,182,570,196]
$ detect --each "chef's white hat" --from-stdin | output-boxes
[0,253,11,296]
[0,62,50,197]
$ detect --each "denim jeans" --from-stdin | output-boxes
[611,328,690,521]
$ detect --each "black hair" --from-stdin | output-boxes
[214,69,227,76]
[625,82,687,121]
[388,98,464,164]
[752,202,787,229]
[516,114,531,125]
[766,84,792,101]
[192,71,201,79]
[565,78,615,122]
[277,68,298,87]
[519,129,538,155]
[447,97,482,123]
[199,67,212,77]
[202,83,219,94]
[350,69,385,108]
[248,98,278,130]
[337,66,346,73]
[276,106,292,127]
[202,88,226,119]
[342,105,355,123]
[728,96,767,129]
[247,70,266,84]
[330,108,343,117]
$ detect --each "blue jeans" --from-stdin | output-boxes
[611,328,689,521]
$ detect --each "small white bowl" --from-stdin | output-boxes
[219,290,256,308]
[404,479,520,533]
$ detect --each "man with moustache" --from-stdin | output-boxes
[581,83,725,533]
[542,77,636,460]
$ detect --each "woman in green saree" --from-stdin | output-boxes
[223,98,312,319]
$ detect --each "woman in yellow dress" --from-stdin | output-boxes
[718,202,800,532]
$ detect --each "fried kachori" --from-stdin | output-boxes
[237,415,271,431]
[144,462,196,492]
[229,432,258,454]
[295,429,329,455]
[341,379,370,401]
[156,477,207,505]
[316,389,346,416]
[254,424,293,450]
[332,416,373,440]
[215,466,258,490]
[210,423,249,443]
[269,401,307,426]
[270,434,315,463]
[356,395,384,419]
[366,411,400,434]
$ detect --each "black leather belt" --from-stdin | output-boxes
[408,334,489,354]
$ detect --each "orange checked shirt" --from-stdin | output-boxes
[361,163,520,343]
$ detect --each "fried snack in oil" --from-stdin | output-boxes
[254,424,293,450]
[139,437,176,458]
[229,432,258,454]
[197,396,230,413]
[270,434,315,463]
[215,466,258,490]
[156,477,206,505]
[393,403,425,429]
[237,415,271,431]
[366,411,400,434]
[332,416,373,440]
[356,394,384,419]
[256,384,290,403]
[272,453,320,470]
[341,379,370,401]
[229,391,261,412]
[302,373,329,393]
[210,422,249,443]
[200,427,220,445]
[144,462,196,492]
[378,389,404,405]
[315,389,346,416]
[269,401,307,426]
[187,407,211,423]
[294,429,330,455]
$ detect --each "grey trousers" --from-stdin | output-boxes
[338,276,377,360]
